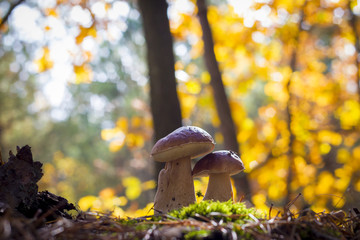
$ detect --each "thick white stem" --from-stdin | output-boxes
[154,157,196,214]
[203,173,233,202]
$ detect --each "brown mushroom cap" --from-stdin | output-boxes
[151,126,215,162]
[192,150,245,177]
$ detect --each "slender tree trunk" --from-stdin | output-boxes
[348,0,360,98]
[196,0,251,202]
[138,0,183,182]
[0,0,25,28]
[284,2,307,204]
[340,0,360,210]
[285,51,297,205]
[0,127,3,165]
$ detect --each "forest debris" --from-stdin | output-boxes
[1,199,360,239]
[0,145,43,212]
[0,148,3,165]
[0,145,76,220]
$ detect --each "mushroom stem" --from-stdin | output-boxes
[154,157,196,214]
[203,173,233,202]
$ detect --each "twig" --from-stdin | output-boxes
[0,0,26,30]
[269,203,273,220]
[284,193,302,212]
[0,148,3,166]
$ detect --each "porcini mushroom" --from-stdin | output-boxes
[192,150,244,202]
[151,126,215,214]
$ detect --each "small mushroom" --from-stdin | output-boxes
[192,150,244,202]
[151,126,215,214]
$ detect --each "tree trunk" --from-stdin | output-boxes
[285,50,296,205]
[284,1,306,205]
[348,0,360,98]
[138,0,183,182]
[196,0,251,202]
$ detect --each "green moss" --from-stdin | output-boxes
[169,200,263,225]
[134,223,154,231]
[184,229,211,240]
[65,209,79,219]
[116,218,140,226]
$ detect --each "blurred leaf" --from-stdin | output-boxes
[185,79,201,94]
[126,133,144,149]
[122,176,142,200]
[34,47,53,72]
[141,180,156,191]
[116,117,128,132]
[45,8,58,17]
[76,25,97,45]
[74,64,93,83]
[99,187,116,199]
[78,195,98,211]
[109,139,125,152]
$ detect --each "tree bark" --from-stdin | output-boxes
[138,0,183,181]
[348,0,360,98]
[284,1,307,204]
[196,0,251,202]
[285,50,297,205]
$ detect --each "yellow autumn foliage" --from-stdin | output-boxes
[73,64,93,83]
[28,0,360,215]
[75,177,155,217]
[76,25,97,45]
[34,47,53,72]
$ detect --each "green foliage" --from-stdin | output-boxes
[184,229,211,240]
[117,218,141,226]
[169,200,263,225]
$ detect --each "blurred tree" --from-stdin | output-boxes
[2,0,360,215]
[196,0,251,201]
[0,46,37,160]
[169,0,360,212]
[348,0,360,96]
[284,1,306,205]
[138,0,183,179]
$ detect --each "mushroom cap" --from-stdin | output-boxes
[151,126,215,162]
[192,150,245,177]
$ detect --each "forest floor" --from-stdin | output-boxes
[0,146,360,240]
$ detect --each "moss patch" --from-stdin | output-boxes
[169,200,263,225]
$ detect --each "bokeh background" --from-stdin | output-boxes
[1,0,360,217]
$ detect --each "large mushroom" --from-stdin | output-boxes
[151,126,215,214]
[192,150,244,202]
